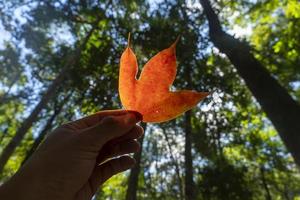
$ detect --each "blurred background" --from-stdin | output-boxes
[0,0,300,199]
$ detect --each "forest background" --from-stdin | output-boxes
[0,0,300,199]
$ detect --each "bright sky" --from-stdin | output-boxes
[0,22,11,49]
[0,0,253,49]
[229,25,252,38]
[0,4,28,49]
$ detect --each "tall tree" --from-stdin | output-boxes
[125,123,147,200]
[162,127,184,200]
[199,0,300,165]
[184,111,195,200]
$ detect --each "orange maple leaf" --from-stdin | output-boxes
[119,35,210,123]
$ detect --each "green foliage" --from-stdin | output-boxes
[95,174,128,199]
[230,0,300,97]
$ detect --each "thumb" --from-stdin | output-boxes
[78,112,141,149]
[74,156,135,200]
[90,156,135,194]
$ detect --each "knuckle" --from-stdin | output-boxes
[101,116,119,126]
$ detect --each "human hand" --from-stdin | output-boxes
[0,110,143,200]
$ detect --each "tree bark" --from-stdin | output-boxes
[199,0,300,166]
[0,24,97,174]
[125,123,146,200]
[184,110,195,200]
[162,128,184,200]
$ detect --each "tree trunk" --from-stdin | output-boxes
[184,110,195,200]
[125,123,146,200]
[199,0,300,166]
[162,128,184,200]
[0,24,97,174]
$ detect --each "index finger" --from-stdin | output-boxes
[66,110,142,129]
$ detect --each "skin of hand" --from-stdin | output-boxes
[0,110,143,200]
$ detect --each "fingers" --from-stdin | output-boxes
[106,125,144,146]
[97,139,140,164]
[89,156,135,194]
[67,110,142,129]
[96,125,143,163]
[78,112,141,149]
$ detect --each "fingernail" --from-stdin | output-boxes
[127,110,143,122]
